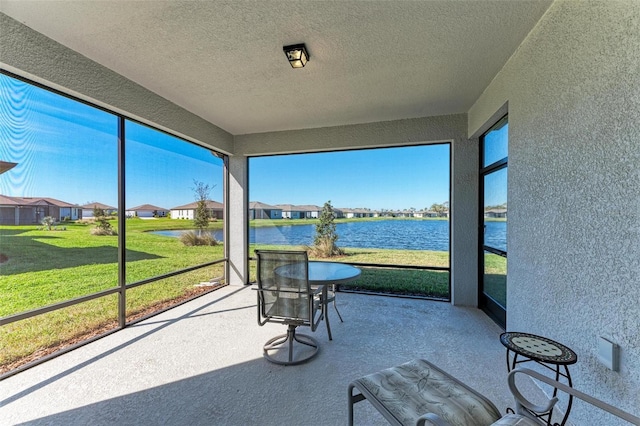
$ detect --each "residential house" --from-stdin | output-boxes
[296,204,322,219]
[81,202,117,218]
[171,200,224,220]
[0,195,81,225]
[249,202,282,220]
[275,204,305,219]
[126,204,169,218]
[415,210,439,218]
[340,208,373,218]
[485,209,507,219]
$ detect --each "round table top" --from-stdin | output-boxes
[307,261,361,285]
[500,332,577,365]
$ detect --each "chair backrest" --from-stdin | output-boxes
[255,250,314,326]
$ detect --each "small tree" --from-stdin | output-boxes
[180,179,218,246]
[92,216,117,235]
[41,216,55,231]
[93,206,105,218]
[90,205,116,235]
[192,180,215,235]
[309,200,343,257]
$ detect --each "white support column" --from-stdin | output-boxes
[227,155,248,285]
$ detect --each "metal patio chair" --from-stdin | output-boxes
[255,250,323,365]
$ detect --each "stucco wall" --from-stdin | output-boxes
[0,13,233,154]
[469,1,640,423]
[236,115,479,306]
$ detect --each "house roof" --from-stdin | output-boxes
[274,204,322,212]
[127,204,168,211]
[0,1,552,135]
[249,202,281,210]
[81,202,117,210]
[0,161,17,174]
[295,205,322,212]
[171,200,224,210]
[0,195,79,207]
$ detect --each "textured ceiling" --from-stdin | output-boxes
[0,1,552,135]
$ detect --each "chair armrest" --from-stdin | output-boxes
[507,369,558,416]
[508,368,640,424]
[416,413,453,426]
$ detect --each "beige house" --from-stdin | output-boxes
[81,202,117,218]
[125,204,169,218]
[171,200,224,220]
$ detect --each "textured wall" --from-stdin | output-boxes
[469,1,640,423]
[235,115,480,305]
[0,13,233,154]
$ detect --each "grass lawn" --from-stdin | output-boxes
[249,244,450,298]
[483,252,507,307]
[0,218,224,371]
[1,217,456,373]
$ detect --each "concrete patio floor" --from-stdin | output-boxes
[1,284,547,425]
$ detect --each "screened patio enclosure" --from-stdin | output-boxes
[2,2,640,424]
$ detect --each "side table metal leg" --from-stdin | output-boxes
[558,365,573,426]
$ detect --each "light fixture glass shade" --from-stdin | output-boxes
[283,44,309,68]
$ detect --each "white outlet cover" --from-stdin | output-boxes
[598,336,619,371]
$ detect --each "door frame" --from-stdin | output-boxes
[479,115,508,328]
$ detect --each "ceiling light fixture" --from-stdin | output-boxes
[283,44,309,68]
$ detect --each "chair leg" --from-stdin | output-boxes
[263,324,319,366]
[324,300,333,341]
[333,297,344,322]
[332,284,344,322]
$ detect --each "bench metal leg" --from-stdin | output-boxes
[348,383,366,426]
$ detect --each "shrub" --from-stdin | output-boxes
[41,216,56,231]
[91,216,117,236]
[179,231,218,246]
[308,201,344,258]
[306,236,344,258]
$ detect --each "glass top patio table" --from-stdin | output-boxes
[306,261,361,285]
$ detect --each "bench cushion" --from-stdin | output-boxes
[491,414,541,425]
[351,359,502,426]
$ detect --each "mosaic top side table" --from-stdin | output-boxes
[500,332,578,426]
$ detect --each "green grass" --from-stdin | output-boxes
[1,219,224,316]
[0,219,224,369]
[483,253,507,307]
[249,244,450,298]
[1,217,454,371]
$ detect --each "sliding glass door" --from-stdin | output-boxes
[479,115,508,327]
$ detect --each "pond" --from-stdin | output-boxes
[153,220,506,251]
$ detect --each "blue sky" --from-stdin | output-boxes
[1,73,459,211]
[0,74,223,209]
[249,145,450,210]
